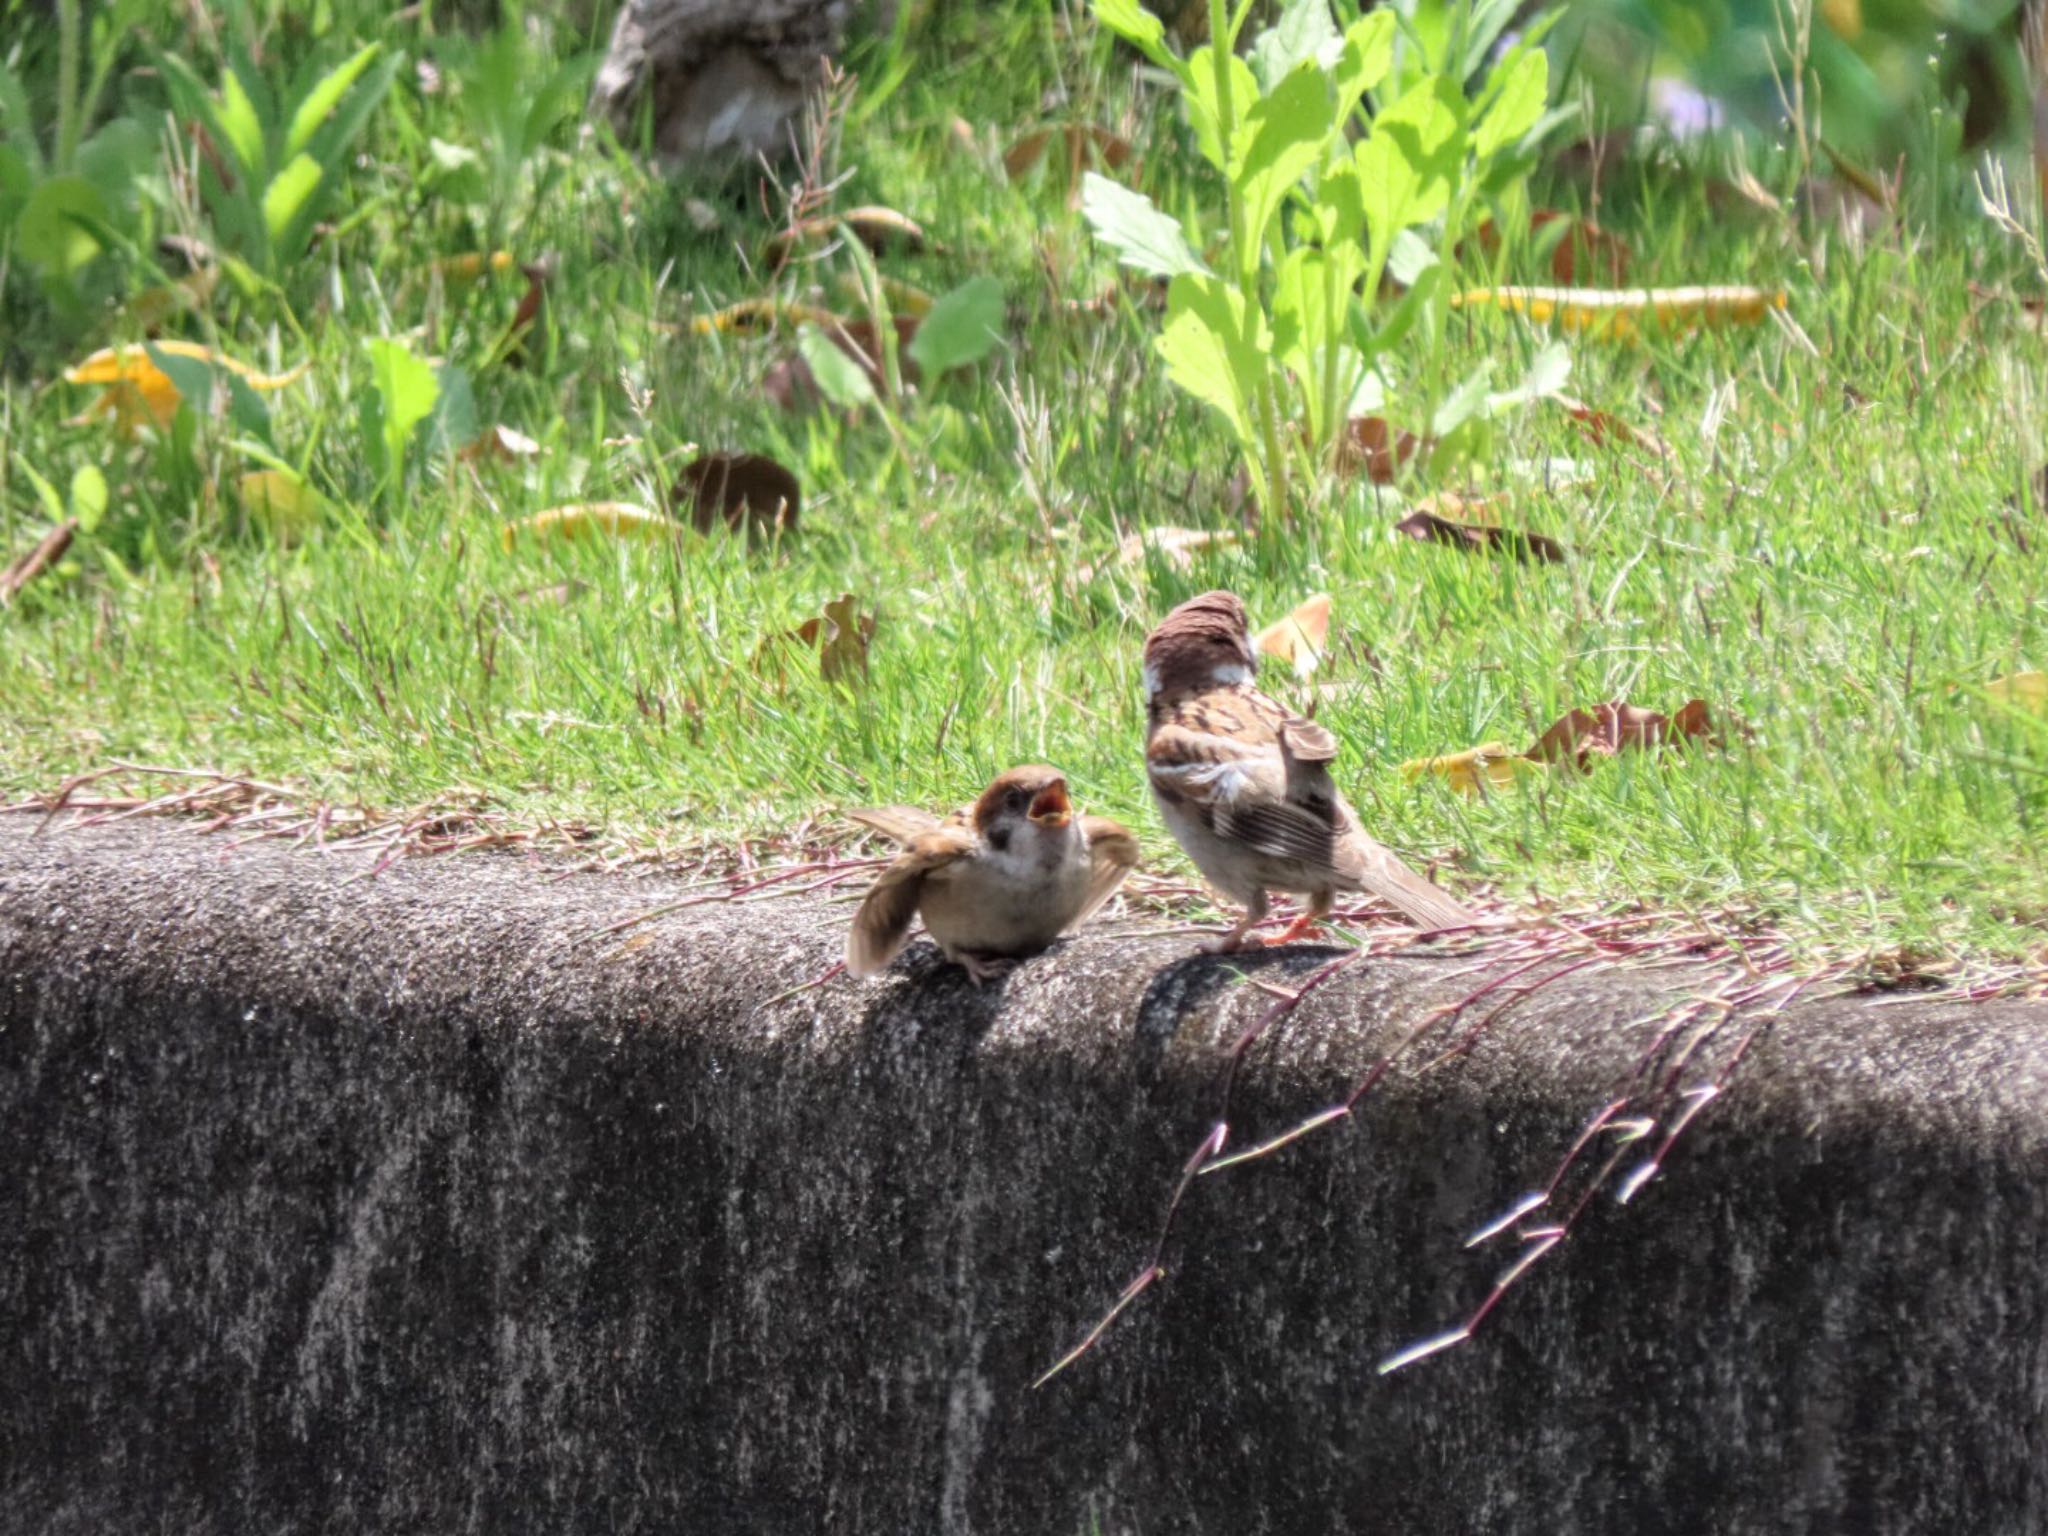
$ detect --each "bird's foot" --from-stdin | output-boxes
[1262,915,1330,947]
[955,952,1018,987]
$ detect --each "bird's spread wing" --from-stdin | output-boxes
[1071,816,1141,928]
[845,827,976,977]
[846,804,947,845]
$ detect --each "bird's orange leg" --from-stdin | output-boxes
[1263,892,1335,947]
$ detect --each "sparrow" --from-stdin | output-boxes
[1142,589,1473,951]
[845,766,1140,985]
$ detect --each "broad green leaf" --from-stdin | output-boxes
[225,372,273,442]
[69,465,109,533]
[1311,158,1364,243]
[15,176,107,276]
[1386,227,1437,287]
[907,276,1004,377]
[797,325,879,410]
[365,336,440,479]
[1250,0,1340,91]
[144,342,227,422]
[1360,262,1444,358]
[1237,64,1337,245]
[1430,360,1495,439]
[522,54,600,156]
[261,153,322,243]
[286,43,381,159]
[1460,0,1529,85]
[1331,9,1396,121]
[1487,339,1571,412]
[1092,0,1182,77]
[1183,46,1259,174]
[1157,272,1262,448]
[75,119,156,206]
[1080,173,1211,278]
[0,60,42,178]
[216,64,266,177]
[0,144,32,227]
[11,455,66,524]
[1473,46,1546,161]
[424,363,478,458]
[1356,75,1461,250]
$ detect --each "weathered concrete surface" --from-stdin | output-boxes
[2,819,2045,1534]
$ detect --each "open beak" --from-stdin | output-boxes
[1027,781,1072,828]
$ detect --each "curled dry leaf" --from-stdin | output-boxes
[1405,699,1730,797]
[1985,671,2048,715]
[1395,494,1565,565]
[674,452,801,537]
[1552,393,1669,458]
[1527,698,1722,771]
[1254,593,1332,679]
[1004,124,1135,203]
[434,250,518,285]
[1450,285,1788,341]
[0,519,77,606]
[63,342,307,432]
[499,502,676,550]
[693,300,838,337]
[1470,210,1631,286]
[461,424,543,464]
[1338,416,1422,483]
[761,206,929,265]
[1078,524,1237,584]
[760,593,876,685]
[1400,742,1546,797]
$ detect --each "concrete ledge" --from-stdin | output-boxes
[3,820,2045,1533]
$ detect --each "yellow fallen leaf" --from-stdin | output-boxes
[1986,671,2048,715]
[434,250,518,284]
[63,342,308,432]
[830,271,935,318]
[691,299,838,337]
[1450,285,1787,341]
[500,503,675,550]
[237,470,334,544]
[1399,741,1546,797]
[1255,593,1332,678]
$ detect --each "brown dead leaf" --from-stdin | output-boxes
[1527,698,1721,770]
[461,424,543,464]
[1254,593,1332,678]
[1552,393,1670,458]
[1471,210,1630,286]
[1338,417,1422,483]
[675,452,801,537]
[1004,124,1135,201]
[1,519,77,606]
[762,593,876,685]
[1395,494,1564,565]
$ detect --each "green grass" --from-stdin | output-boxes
[2,3,2046,964]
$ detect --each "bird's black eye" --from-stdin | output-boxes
[1007,788,1026,810]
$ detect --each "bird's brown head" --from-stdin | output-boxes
[971,765,1072,834]
[1143,589,1258,704]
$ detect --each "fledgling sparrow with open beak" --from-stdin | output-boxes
[1143,590,1473,951]
[845,766,1140,985]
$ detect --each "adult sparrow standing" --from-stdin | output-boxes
[1143,590,1472,950]
[845,766,1140,984]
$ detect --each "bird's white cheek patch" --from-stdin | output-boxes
[1142,662,1162,701]
[1210,662,1253,687]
